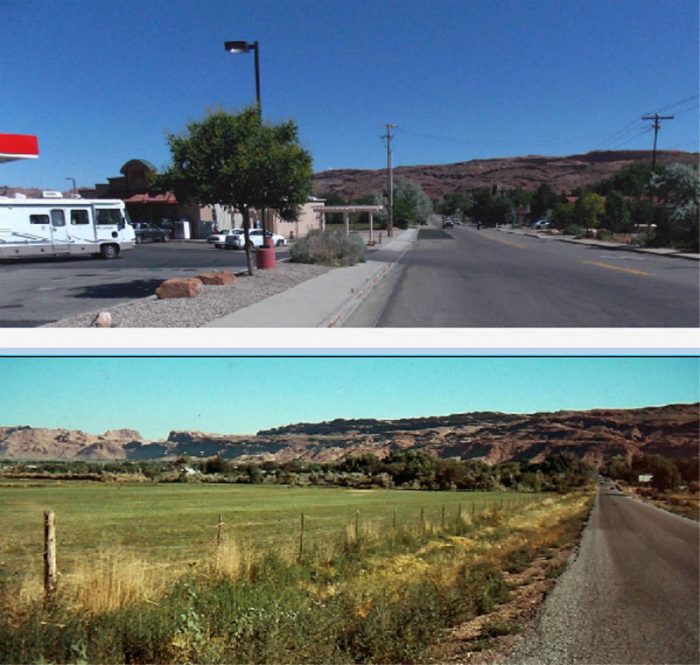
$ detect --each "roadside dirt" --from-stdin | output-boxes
[428,545,574,664]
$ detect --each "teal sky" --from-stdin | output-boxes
[0,357,697,440]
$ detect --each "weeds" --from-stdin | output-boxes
[0,492,592,664]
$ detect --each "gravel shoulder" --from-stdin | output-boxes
[44,262,331,328]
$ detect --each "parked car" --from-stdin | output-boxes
[208,229,243,248]
[530,219,550,230]
[224,229,287,249]
[132,222,172,243]
[442,219,455,228]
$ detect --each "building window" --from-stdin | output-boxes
[96,208,121,225]
[71,210,90,225]
[50,210,65,227]
[30,214,50,225]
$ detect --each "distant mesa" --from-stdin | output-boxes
[0,403,697,468]
[311,150,699,200]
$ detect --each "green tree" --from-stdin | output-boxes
[597,162,655,197]
[530,183,558,219]
[632,453,681,492]
[470,189,515,226]
[374,178,433,228]
[550,201,576,230]
[574,192,606,229]
[604,190,631,232]
[156,107,313,275]
[437,191,470,218]
[651,163,700,251]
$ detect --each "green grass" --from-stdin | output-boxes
[0,485,592,664]
[0,482,542,575]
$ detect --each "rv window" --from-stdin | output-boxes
[71,210,90,225]
[30,214,50,225]
[96,208,122,225]
[51,210,65,227]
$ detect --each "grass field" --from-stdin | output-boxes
[0,482,591,663]
[0,481,543,576]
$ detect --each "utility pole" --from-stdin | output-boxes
[382,123,397,237]
[641,113,674,172]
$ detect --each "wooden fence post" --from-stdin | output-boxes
[43,510,57,602]
[420,507,425,535]
[216,514,223,546]
[298,512,305,561]
[441,505,446,529]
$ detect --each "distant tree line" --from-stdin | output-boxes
[425,160,699,251]
[605,453,699,492]
[0,450,595,493]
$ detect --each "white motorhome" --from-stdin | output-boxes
[0,195,135,259]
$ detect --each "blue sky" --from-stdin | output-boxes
[1,0,697,191]
[0,357,697,439]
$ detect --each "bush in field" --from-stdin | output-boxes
[290,228,365,266]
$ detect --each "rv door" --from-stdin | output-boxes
[49,209,70,252]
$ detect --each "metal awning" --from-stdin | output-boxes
[0,133,39,163]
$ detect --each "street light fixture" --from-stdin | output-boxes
[224,40,261,117]
[65,177,77,197]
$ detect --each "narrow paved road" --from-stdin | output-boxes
[354,225,699,326]
[510,486,700,664]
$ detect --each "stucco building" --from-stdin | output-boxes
[80,159,323,239]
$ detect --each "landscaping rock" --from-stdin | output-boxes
[155,278,202,299]
[196,271,237,286]
[91,311,112,327]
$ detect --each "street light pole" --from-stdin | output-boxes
[65,177,76,197]
[224,40,270,247]
[224,40,261,118]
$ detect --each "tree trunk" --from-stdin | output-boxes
[242,207,255,276]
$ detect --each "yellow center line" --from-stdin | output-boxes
[583,260,654,277]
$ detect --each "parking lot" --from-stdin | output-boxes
[0,241,290,327]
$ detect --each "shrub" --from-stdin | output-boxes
[290,229,366,266]
[563,224,586,237]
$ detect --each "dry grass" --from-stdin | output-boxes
[59,549,172,614]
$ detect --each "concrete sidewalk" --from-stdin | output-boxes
[204,228,417,327]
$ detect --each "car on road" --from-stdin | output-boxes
[133,222,172,243]
[224,229,287,249]
[442,219,455,228]
[208,229,243,248]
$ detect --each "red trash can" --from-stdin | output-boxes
[256,244,276,269]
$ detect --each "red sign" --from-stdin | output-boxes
[0,133,40,162]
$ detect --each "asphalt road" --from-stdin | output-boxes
[510,486,700,664]
[0,242,289,326]
[350,225,700,327]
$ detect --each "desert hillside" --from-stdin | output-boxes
[312,150,698,200]
[1,403,697,468]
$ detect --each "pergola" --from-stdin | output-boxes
[315,205,384,242]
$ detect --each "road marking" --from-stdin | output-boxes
[583,260,654,276]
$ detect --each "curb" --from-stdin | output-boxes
[499,228,699,261]
[319,233,417,328]
[319,262,396,328]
